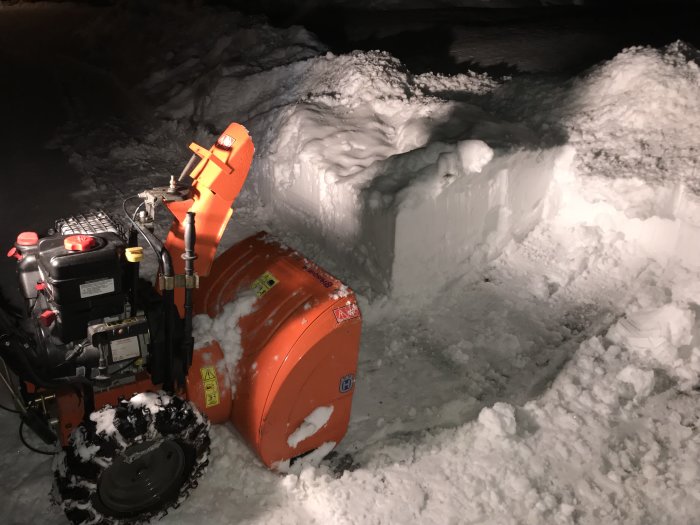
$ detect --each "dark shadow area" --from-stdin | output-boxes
[221,3,700,75]
[0,5,153,308]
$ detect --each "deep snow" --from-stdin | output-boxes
[0,3,699,525]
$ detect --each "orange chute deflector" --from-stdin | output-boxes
[163,122,254,315]
[177,124,362,467]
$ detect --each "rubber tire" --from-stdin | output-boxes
[52,392,210,525]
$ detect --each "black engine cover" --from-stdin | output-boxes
[36,233,127,342]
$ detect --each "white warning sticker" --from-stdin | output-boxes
[110,336,140,362]
[79,278,115,298]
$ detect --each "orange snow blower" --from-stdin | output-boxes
[0,123,361,524]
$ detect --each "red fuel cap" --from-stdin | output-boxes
[16,231,39,246]
[39,310,57,327]
[64,235,97,251]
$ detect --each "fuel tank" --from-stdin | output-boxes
[187,232,362,467]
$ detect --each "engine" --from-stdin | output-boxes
[10,211,149,381]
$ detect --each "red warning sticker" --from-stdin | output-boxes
[333,303,360,323]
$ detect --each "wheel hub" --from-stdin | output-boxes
[97,439,187,515]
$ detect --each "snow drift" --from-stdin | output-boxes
[155,50,568,296]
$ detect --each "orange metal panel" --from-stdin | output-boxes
[163,123,254,315]
[194,232,362,466]
[55,374,160,446]
[256,307,361,466]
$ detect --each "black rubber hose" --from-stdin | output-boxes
[19,420,54,455]
[0,402,19,413]
[132,218,173,277]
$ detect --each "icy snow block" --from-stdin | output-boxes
[363,142,572,296]
[267,139,571,296]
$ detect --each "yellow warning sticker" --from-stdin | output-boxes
[251,271,279,297]
[200,366,220,408]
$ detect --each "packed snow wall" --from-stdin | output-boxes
[263,137,571,296]
[384,143,573,295]
[189,52,568,295]
[64,19,700,301]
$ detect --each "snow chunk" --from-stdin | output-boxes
[71,429,100,462]
[607,304,694,362]
[477,402,517,437]
[90,407,118,437]
[457,140,494,173]
[607,304,694,351]
[616,366,655,400]
[287,406,334,448]
[275,441,337,475]
[193,290,258,395]
[130,392,168,413]
[606,303,700,390]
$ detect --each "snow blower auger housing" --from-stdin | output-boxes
[0,123,362,524]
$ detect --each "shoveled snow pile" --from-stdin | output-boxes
[161,41,700,525]
[493,41,700,189]
[161,50,563,296]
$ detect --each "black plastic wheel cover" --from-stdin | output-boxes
[97,439,186,515]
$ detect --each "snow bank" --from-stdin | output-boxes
[173,50,565,296]
[246,52,562,296]
[494,42,700,190]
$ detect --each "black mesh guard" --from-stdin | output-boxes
[55,211,126,240]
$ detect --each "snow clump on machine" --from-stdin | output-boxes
[192,290,258,394]
[287,406,334,448]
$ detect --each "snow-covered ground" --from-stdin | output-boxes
[1,3,699,524]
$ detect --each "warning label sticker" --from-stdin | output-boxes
[79,278,115,299]
[333,302,361,324]
[200,366,220,408]
[110,336,140,362]
[251,271,279,297]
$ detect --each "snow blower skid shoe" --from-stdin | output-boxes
[0,122,362,525]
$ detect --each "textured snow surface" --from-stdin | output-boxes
[1,4,699,525]
[181,49,557,296]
